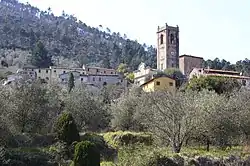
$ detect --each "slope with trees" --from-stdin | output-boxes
[0,0,156,70]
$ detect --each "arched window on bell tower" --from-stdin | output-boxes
[170,33,174,44]
[160,34,164,44]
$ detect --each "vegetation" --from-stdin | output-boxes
[54,112,80,145]
[68,72,75,93]
[0,0,156,70]
[186,76,241,94]
[72,141,100,166]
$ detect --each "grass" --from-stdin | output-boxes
[102,131,153,148]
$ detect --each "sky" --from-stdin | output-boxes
[19,0,250,63]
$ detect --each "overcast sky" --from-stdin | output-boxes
[19,0,250,63]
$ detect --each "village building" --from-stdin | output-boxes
[140,76,176,93]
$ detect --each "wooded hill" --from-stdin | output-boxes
[0,0,249,75]
[0,0,156,70]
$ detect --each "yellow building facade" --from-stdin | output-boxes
[140,76,176,93]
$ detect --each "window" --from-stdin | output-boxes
[97,69,99,72]
[88,68,90,71]
[156,81,160,85]
[160,34,164,44]
[46,70,48,73]
[170,33,174,44]
[104,71,106,74]
[93,77,95,81]
[63,71,66,73]
[160,64,163,70]
[46,77,49,80]
[31,69,34,71]
[38,69,41,73]
[38,77,41,79]
[54,70,56,73]
[111,72,113,74]
[82,72,85,75]
[169,82,173,86]
[62,79,64,81]
[81,78,84,81]
[99,77,102,81]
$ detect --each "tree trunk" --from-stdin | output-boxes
[206,137,210,152]
[172,143,181,153]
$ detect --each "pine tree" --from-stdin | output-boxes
[68,72,75,93]
[30,41,52,68]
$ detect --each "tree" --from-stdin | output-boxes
[72,141,100,166]
[186,76,241,94]
[54,112,80,145]
[110,86,145,131]
[68,72,75,93]
[138,90,203,153]
[29,41,52,68]
[64,87,110,131]
[164,68,185,87]
[3,81,59,134]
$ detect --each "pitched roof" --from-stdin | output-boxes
[140,76,175,87]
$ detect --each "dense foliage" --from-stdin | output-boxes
[203,58,250,76]
[72,141,100,166]
[54,112,80,145]
[186,76,241,94]
[0,0,156,70]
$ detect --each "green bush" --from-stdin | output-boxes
[100,161,115,166]
[54,112,80,145]
[80,133,117,161]
[103,131,153,148]
[72,141,100,166]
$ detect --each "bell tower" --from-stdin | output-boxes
[157,23,179,70]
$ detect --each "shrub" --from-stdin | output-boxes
[80,133,117,161]
[103,131,153,148]
[100,161,115,166]
[54,112,80,145]
[72,141,100,166]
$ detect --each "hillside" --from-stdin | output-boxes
[0,0,157,70]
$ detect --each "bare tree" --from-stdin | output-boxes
[137,90,203,153]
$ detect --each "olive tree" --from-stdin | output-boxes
[110,86,145,131]
[3,81,60,134]
[138,90,203,153]
[64,86,110,131]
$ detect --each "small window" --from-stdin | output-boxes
[111,72,113,74]
[38,77,41,79]
[104,71,106,74]
[93,77,95,81]
[46,77,49,80]
[29,72,33,74]
[99,77,101,81]
[160,64,163,70]
[121,79,123,83]
[169,82,173,86]
[160,34,164,44]
[82,72,85,75]
[97,69,99,72]
[46,70,48,73]
[81,78,83,81]
[54,70,56,73]
[31,69,34,71]
[88,68,90,71]
[63,71,66,73]
[62,79,64,81]
[170,34,174,44]
[38,69,41,73]
[156,81,160,85]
